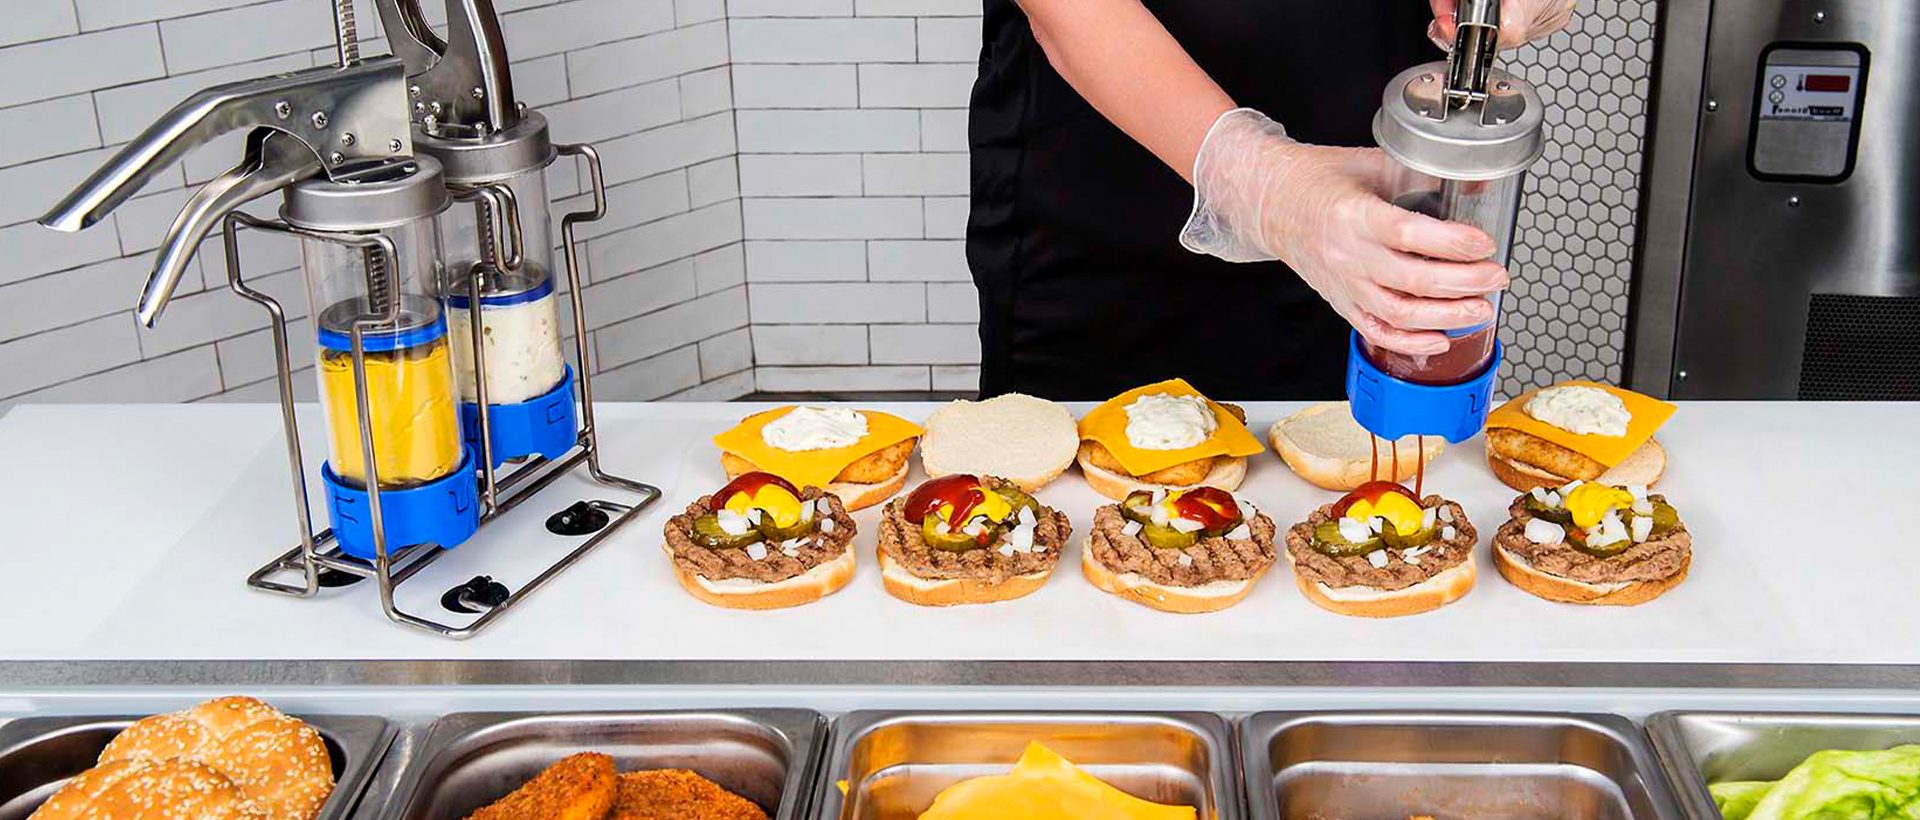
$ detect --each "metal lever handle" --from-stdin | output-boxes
[40,58,411,233]
[138,132,321,327]
[376,0,517,133]
[1445,0,1502,102]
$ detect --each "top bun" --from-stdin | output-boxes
[920,393,1078,492]
[1268,402,1444,490]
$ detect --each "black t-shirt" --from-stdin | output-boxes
[967,1,1435,400]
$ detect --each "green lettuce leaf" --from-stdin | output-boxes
[1746,744,1920,820]
[1711,780,1774,820]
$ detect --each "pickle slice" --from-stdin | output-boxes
[692,514,764,550]
[1648,500,1680,536]
[922,515,985,552]
[1574,536,1633,558]
[1312,521,1383,557]
[994,485,1040,518]
[1380,524,1437,550]
[1119,491,1156,525]
[759,515,813,542]
[1523,493,1574,525]
[1142,523,1199,550]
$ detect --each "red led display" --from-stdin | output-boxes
[1805,74,1851,93]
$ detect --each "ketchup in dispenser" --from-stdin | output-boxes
[1348,0,1546,445]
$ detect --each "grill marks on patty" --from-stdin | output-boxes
[878,476,1068,582]
[1496,495,1691,584]
[1086,504,1277,587]
[1284,497,1474,592]
[664,487,855,583]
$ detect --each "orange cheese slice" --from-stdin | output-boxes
[1077,378,1264,476]
[1485,381,1676,468]
[712,406,922,489]
[916,742,1196,820]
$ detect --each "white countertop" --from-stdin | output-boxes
[0,400,1914,666]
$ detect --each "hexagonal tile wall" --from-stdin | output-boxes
[1497,0,1655,395]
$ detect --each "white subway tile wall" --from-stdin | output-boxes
[0,0,751,404]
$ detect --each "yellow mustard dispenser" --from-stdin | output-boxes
[916,742,1197,820]
[318,337,463,487]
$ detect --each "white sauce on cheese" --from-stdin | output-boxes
[1525,385,1631,437]
[762,406,868,451]
[1123,393,1217,450]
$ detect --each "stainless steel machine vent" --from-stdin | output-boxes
[1799,294,1920,400]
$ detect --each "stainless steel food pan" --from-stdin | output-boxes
[0,712,391,820]
[1241,711,1681,820]
[1648,711,1920,819]
[813,710,1241,820]
[379,709,824,820]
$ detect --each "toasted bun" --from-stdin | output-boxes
[878,550,1052,606]
[1486,437,1666,492]
[33,758,265,820]
[722,458,908,511]
[1078,542,1263,613]
[1075,452,1247,501]
[666,547,856,610]
[1268,402,1445,490]
[94,696,334,820]
[1493,543,1689,605]
[1284,552,1477,618]
[920,393,1078,492]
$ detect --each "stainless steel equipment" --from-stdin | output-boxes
[1349,0,1548,444]
[814,710,1240,820]
[1648,711,1920,820]
[35,3,659,639]
[378,710,824,819]
[1241,711,1682,820]
[0,713,391,820]
[1630,0,1920,398]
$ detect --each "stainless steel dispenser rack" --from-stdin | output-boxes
[38,2,659,640]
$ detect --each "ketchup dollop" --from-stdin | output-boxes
[905,473,986,527]
[715,471,800,506]
[1330,480,1418,519]
[1171,486,1242,531]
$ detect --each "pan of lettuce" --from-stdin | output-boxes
[1708,744,1920,819]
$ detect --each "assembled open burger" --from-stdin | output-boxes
[1075,379,1265,501]
[1082,486,1277,613]
[1493,481,1691,605]
[878,474,1070,606]
[1484,382,1675,492]
[1284,481,1476,617]
[661,471,857,609]
[712,405,922,510]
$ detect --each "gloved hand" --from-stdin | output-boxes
[1180,108,1509,356]
[1428,0,1577,50]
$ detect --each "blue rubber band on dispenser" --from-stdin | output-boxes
[316,315,448,353]
[322,447,480,560]
[446,277,555,309]
[1346,330,1501,444]
[460,365,579,468]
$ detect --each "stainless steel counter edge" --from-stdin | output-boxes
[2,659,1919,689]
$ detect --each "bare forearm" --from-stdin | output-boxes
[1019,0,1236,181]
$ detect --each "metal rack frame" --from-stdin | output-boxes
[232,142,658,639]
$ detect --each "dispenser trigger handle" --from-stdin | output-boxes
[376,0,517,133]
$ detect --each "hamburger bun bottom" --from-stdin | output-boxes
[1284,552,1477,618]
[721,459,909,511]
[1078,542,1264,613]
[877,550,1053,606]
[1485,437,1667,493]
[665,546,856,610]
[1493,543,1689,606]
[1075,453,1247,502]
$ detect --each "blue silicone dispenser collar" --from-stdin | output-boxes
[323,447,481,560]
[460,365,580,468]
[1346,330,1501,444]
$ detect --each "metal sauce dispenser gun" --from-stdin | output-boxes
[38,5,658,639]
[1348,0,1547,445]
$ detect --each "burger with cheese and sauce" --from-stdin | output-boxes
[1082,486,1277,613]
[1485,382,1675,492]
[713,405,923,510]
[1075,379,1266,501]
[661,471,857,609]
[877,474,1071,606]
[1494,480,1691,605]
[1283,481,1477,617]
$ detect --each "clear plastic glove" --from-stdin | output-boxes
[1428,0,1577,50]
[1180,108,1509,356]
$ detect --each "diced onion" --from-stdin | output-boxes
[1524,518,1567,544]
[1562,478,1585,494]
[1338,519,1372,543]
[1237,500,1258,520]
[819,518,835,533]
[997,544,1017,557]
[1009,523,1035,553]
[1404,555,1422,566]
[1149,488,1167,504]
[1631,516,1653,543]
[745,542,769,561]
[1529,487,1552,505]
[1018,506,1036,526]
[1627,484,1649,501]
[1176,552,1194,567]
[1441,525,1457,541]
[1366,550,1389,569]
[1120,520,1143,538]
[716,509,754,537]
[1366,517,1385,534]
[1226,523,1251,541]
[1421,507,1437,531]
[1438,505,1455,523]
[1631,499,1654,516]
[1150,505,1170,527]
[745,507,763,525]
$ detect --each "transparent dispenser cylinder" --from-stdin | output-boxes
[440,167,566,405]
[1361,163,1526,385]
[307,216,465,490]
